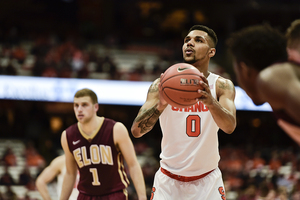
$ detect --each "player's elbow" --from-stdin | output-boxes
[224,127,235,134]
[35,177,43,189]
[224,122,236,134]
[131,126,143,138]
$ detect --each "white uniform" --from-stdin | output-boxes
[152,73,226,200]
[57,167,79,200]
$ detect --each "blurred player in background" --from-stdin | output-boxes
[227,23,300,145]
[36,154,79,200]
[286,19,300,63]
[60,88,146,200]
[131,25,236,200]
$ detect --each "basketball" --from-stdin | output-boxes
[159,63,204,108]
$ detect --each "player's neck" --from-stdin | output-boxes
[192,61,209,77]
[79,116,102,136]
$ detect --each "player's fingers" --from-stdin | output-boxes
[200,75,208,84]
[199,80,209,92]
[160,73,164,79]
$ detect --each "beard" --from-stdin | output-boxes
[183,56,197,64]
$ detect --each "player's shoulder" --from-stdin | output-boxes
[148,78,160,92]
[261,62,293,78]
[216,75,235,92]
[113,122,129,144]
[258,62,294,86]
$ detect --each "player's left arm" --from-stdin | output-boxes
[114,122,147,200]
[199,76,236,134]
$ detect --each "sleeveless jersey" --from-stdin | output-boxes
[159,72,220,176]
[66,118,130,196]
[57,167,79,200]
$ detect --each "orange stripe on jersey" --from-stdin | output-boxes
[161,167,214,182]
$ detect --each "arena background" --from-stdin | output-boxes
[0,0,299,199]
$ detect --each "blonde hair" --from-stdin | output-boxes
[74,88,98,104]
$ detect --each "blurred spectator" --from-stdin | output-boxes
[1,147,16,166]
[4,63,17,75]
[12,46,26,64]
[1,186,17,200]
[252,151,266,169]
[238,184,257,200]
[269,151,282,171]
[96,55,119,79]
[130,58,146,81]
[0,166,15,186]
[24,142,45,167]
[18,166,33,186]
[277,186,289,200]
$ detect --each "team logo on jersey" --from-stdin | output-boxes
[73,140,80,145]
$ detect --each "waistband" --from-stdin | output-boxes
[160,167,214,182]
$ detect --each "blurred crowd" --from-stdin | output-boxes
[1,139,300,200]
[0,30,230,83]
[0,141,46,200]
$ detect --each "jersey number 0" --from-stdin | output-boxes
[186,115,201,137]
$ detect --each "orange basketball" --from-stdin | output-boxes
[159,63,204,108]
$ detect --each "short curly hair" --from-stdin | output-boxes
[189,25,218,48]
[226,24,287,71]
[286,19,300,49]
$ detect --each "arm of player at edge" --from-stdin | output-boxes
[131,78,168,138]
[198,75,236,134]
[59,131,78,200]
[36,156,63,200]
[114,122,147,200]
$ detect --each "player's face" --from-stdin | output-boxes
[74,96,98,123]
[182,30,214,64]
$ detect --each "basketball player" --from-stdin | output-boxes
[60,88,147,200]
[35,154,79,200]
[286,19,300,63]
[226,23,300,145]
[131,25,237,200]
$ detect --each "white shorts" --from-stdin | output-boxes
[150,168,226,200]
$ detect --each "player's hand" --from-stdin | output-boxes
[197,75,214,106]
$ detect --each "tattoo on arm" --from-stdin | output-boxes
[148,80,159,93]
[218,80,233,91]
[134,105,162,134]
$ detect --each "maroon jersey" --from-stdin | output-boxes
[66,118,130,196]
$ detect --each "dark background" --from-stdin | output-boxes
[0,0,300,199]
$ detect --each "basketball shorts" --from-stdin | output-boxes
[77,189,128,200]
[150,167,226,200]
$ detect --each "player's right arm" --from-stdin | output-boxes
[258,63,300,125]
[131,78,168,138]
[36,155,64,200]
[59,131,78,200]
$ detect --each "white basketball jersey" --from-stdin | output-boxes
[57,167,79,200]
[159,72,220,176]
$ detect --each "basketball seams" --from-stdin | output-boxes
[159,63,203,108]
[163,91,196,107]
